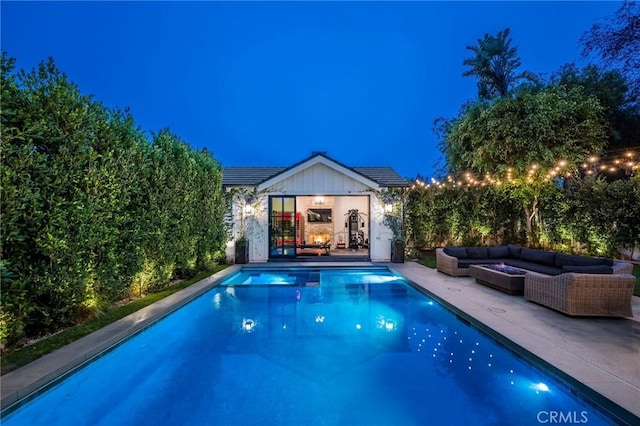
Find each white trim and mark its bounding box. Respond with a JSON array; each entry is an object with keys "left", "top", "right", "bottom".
[{"left": 257, "top": 156, "right": 380, "bottom": 192}]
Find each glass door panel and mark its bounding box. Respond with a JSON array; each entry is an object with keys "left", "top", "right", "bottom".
[{"left": 269, "top": 196, "right": 297, "bottom": 257}]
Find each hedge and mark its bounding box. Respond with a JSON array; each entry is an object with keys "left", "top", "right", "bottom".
[
  {"left": 1, "top": 54, "right": 226, "bottom": 347},
  {"left": 406, "top": 174, "right": 640, "bottom": 258}
]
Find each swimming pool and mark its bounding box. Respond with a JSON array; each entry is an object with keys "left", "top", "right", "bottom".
[{"left": 1, "top": 266, "right": 622, "bottom": 425}]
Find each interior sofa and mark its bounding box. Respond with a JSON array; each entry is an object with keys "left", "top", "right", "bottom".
[{"left": 436, "top": 245, "right": 635, "bottom": 317}]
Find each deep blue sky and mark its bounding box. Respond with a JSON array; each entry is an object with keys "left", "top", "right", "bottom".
[{"left": 1, "top": 1, "right": 621, "bottom": 178}]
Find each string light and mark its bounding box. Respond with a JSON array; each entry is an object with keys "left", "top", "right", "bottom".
[{"left": 413, "top": 150, "right": 639, "bottom": 189}]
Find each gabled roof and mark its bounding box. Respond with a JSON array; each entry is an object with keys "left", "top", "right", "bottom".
[
  {"left": 222, "top": 152, "right": 409, "bottom": 188},
  {"left": 222, "top": 167, "right": 284, "bottom": 186},
  {"left": 352, "top": 167, "right": 410, "bottom": 187}
]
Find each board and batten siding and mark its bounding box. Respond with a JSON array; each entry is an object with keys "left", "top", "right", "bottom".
[
  {"left": 228, "top": 160, "right": 395, "bottom": 262},
  {"left": 271, "top": 163, "right": 373, "bottom": 194}
]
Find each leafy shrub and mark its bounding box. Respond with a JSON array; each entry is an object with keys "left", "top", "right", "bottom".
[{"left": 1, "top": 54, "right": 226, "bottom": 347}]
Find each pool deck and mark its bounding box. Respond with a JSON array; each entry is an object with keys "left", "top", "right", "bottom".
[{"left": 1, "top": 261, "right": 639, "bottom": 423}]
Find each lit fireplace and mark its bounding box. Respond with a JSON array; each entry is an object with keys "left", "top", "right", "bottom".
[{"left": 309, "top": 233, "right": 330, "bottom": 245}]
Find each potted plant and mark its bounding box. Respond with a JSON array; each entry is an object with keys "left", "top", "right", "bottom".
[
  {"left": 235, "top": 235, "right": 249, "bottom": 264},
  {"left": 386, "top": 215, "right": 406, "bottom": 263},
  {"left": 381, "top": 189, "right": 406, "bottom": 263},
  {"left": 391, "top": 236, "right": 406, "bottom": 263}
]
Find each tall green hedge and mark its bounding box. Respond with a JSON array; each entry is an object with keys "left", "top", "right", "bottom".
[
  {"left": 407, "top": 174, "right": 640, "bottom": 258},
  {"left": 1, "top": 54, "right": 226, "bottom": 347}
]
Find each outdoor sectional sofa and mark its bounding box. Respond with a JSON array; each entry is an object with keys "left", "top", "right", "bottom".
[{"left": 436, "top": 245, "right": 636, "bottom": 317}]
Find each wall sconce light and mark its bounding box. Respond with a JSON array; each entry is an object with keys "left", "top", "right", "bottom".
[
  {"left": 244, "top": 204, "right": 254, "bottom": 215},
  {"left": 384, "top": 203, "right": 393, "bottom": 213},
  {"left": 314, "top": 196, "right": 325, "bottom": 205}
]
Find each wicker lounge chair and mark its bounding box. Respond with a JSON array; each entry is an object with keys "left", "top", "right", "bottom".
[{"left": 524, "top": 271, "right": 635, "bottom": 317}]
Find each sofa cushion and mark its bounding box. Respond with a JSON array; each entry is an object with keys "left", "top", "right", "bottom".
[
  {"left": 467, "top": 247, "right": 489, "bottom": 259},
  {"left": 520, "top": 248, "right": 556, "bottom": 266},
  {"left": 555, "top": 253, "right": 613, "bottom": 267},
  {"left": 505, "top": 259, "right": 562, "bottom": 276},
  {"left": 444, "top": 247, "right": 468, "bottom": 259},
  {"left": 488, "top": 246, "right": 510, "bottom": 259},
  {"left": 561, "top": 265, "right": 613, "bottom": 274},
  {"left": 507, "top": 244, "right": 522, "bottom": 259}
]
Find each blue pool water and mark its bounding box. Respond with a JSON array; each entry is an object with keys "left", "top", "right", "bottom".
[{"left": 2, "top": 267, "right": 621, "bottom": 425}]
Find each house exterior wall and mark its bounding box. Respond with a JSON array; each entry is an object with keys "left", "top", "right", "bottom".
[
  {"left": 225, "top": 194, "right": 270, "bottom": 263},
  {"left": 369, "top": 195, "right": 393, "bottom": 261},
  {"left": 246, "top": 197, "right": 269, "bottom": 262},
  {"left": 226, "top": 162, "right": 396, "bottom": 263},
  {"left": 236, "top": 198, "right": 392, "bottom": 262},
  {"left": 274, "top": 163, "right": 373, "bottom": 194}
]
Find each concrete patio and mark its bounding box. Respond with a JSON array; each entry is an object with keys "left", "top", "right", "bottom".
[{"left": 1, "top": 261, "right": 638, "bottom": 424}]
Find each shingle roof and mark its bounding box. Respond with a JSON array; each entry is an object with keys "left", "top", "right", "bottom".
[
  {"left": 222, "top": 154, "right": 409, "bottom": 188},
  {"left": 352, "top": 167, "right": 409, "bottom": 187},
  {"left": 222, "top": 167, "right": 285, "bottom": 186}
]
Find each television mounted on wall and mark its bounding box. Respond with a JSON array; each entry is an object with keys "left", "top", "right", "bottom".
[{"left": 307, "top": 208, "right": 332, "bottom": 223}]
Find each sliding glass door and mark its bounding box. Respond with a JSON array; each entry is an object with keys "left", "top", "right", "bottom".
[{"left": 269, "top": 196, "right": 297, "bottom": 258}]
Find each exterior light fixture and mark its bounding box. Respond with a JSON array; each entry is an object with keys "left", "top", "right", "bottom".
[
  {"left": 384, "top": 203, "right": 393, "bottom": 213},
  {"left": 244, "top": 204, "right": 254, "bottom": 215},
  {"left": 314, "top": 196, "right": 325, "bottom": 205}
]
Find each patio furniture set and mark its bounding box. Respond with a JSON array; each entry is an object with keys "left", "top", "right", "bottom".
[{"left": 436, "top": 245, "right": 636, "bottom": 317}]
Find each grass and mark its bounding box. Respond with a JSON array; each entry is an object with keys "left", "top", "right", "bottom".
[
  {"left": 633, "top": 264, "right": 640, "bottom": 296},
  {"left": 415, "top": 255, "right": 437, "bottom": 269},
  {"left": 415, "top": 254, "right": 640, "bottom": 297},
  {"left": 1, "top": 265, "right": 230, "bottom": 376}
]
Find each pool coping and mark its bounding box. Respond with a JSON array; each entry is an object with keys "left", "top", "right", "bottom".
[{"left": 1, "top": 261, "right": 638, "bottom": 423}]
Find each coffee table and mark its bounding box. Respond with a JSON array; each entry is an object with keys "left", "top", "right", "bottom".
[{"left": 469, "top": 264, "right": 527, "bottom": 295}]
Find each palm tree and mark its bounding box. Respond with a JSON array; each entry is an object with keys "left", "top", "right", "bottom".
[{"left": 463, "top": 28, "right": 539, "bottom": 99}]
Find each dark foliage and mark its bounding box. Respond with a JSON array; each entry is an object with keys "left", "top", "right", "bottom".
[{"left": 1, "top": 53, "right": 226, "bottom": 346}]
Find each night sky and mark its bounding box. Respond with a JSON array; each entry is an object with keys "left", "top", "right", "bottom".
[{"left": 1, "top": 1, "right": 621, "bottom": 178}]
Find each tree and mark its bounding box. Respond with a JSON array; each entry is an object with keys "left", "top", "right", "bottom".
[
  {"left": 580, "top": 1, "right": 640, "bottom": 105},
  {"left": 551, "top": 63, "right": 640, "bottom": 151},
  {"left": 439, "top": 85, "right": 608, "bottom": 175},
  {"left": 436, "top": 85, "right": 608, "bottom": 245},
  {"left": 463, "top": 28, "right": 539, "bottom": 99}
]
